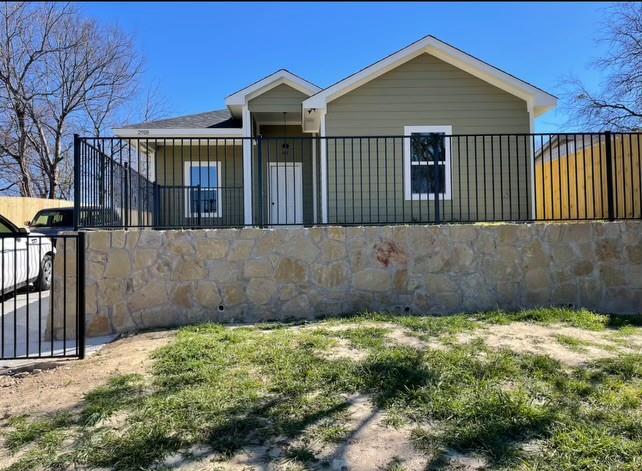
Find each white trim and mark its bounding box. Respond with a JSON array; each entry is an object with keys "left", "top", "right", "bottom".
[
  {"left": 528, "top": 106, "right": 536, "bottom": 220},
  {"left": 226, "top": 70, "right": 321, "bottom": 108},
  {"left": 302, "top": 36, "right": 557, "bottom": 122},
  {"left": 312, "top": 132, "right": 318, "bottom": 222},
  {"left": 268, "top": 161, "right": 303, "bottom": 226},
  {"left": 403, "top": 125, "right": 452, "bottom": 201},
  {"left": 113, "top": 128, "right": 243, "bottom": 138},
  {"left": 319, "top": 113, "right": 328, "bottom": 223},
  {"left": 254, "top": 120, "right": 302, "bottom": 127},
  {"left": 184, "top": 160, "right": 222, "bottom": 218},
  {"left": 242, "top": 106, "right": 253, "bottom": 225}
]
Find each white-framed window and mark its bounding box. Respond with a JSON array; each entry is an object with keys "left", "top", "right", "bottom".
[
  {"left": 184, "top": 161, "right": 222, "bottom": 218},
  {"left": 404, "top": 125, "right": 452, "bottom": 200}
]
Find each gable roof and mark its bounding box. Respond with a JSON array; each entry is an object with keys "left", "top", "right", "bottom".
[
  {"left": 225, "top": 69, "right": 321, "bottom": 115},
  {"left": 120, "top": 109, "right": 240, "bottom": 129},
  {"left": 302, "top": 35, "right": 557, "bottom": 117}
]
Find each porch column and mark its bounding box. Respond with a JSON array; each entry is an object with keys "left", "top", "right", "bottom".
[
  {"left": 242, "top": 105, "right": 253, "bottom": 225},
  {"left": 527, "top": 103, "right": 536, "bottom": 220},
  {"left": 320, "top": 112, "right": 328, "bottom": 224}
]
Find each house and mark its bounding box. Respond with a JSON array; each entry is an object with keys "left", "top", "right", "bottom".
[{"left": 101, "top": 34, "right": 558, "bottom": 229}]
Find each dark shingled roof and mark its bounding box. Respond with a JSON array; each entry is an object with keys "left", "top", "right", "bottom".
[{"left": 121, "top": 109, "right": 241, "bottom": 129}]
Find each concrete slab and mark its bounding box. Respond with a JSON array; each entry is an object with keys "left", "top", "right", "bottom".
[{"left": 0, "top": 289, "right": 116, "bottom": 369}]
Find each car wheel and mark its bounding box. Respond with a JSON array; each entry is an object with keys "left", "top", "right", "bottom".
[{"left": 35, "top": 253, "right": 53, "bottom": 291}]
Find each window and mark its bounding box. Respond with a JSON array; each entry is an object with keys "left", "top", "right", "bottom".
[
  {"left": 184, "top": 161, "right": 222, "bottom": 218},
  {"left": 404, "top": 125, "right": 452, "bottom": 200},
  {"left": 31, "top": 210, "right": 73, "bottom": 227}
]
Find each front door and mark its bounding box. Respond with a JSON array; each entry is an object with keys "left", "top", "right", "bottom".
[{"left": 269, "top": 162, "right": 303, "bottom": 225}]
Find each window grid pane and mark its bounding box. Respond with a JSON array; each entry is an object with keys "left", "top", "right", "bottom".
[{"left": 187, "top": 163, "right": 219, "bottom": 216}]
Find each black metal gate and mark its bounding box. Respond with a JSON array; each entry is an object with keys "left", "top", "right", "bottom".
[{"left": 0, "top": 231, "right": 85, "bottom": 361}]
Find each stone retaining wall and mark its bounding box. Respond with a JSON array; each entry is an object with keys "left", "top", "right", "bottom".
[{"left": 53, "top": 222, "right": 642, "bottom": 338}]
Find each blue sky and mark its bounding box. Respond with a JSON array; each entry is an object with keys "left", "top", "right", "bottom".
[{"left": 78, "top": 2, "right": 612, "bottom": 132}]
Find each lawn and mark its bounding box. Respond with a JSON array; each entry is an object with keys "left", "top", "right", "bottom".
[{"left": 1, "top": 308, "right": 642, "bottom": 470}]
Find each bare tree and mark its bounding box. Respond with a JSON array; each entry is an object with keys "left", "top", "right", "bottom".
[
  {"left": 27, "top": 11, "right": 143, "bottom": 198},
  {"left": 563, "top": 2, "right": 642, "bottom": 131},
  {"left": 0, "top": 2, "right": 146, "bottom": 198},
  {"left": 0, "top": 2, "right": 70, "bottom": 196}
]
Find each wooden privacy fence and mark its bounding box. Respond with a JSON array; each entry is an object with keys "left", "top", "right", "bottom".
[
  {"left": 0, "top": 197, "right": 73, "bottom": 227},
  {"left": 534, "top": 133, "right": 642, "bottom": 220}
]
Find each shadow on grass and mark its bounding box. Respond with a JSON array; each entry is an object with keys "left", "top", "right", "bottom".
[{"left": 3, "top": 320, "right": 642, "bottom": 471}]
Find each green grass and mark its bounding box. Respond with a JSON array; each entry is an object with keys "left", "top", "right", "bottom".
[
  {"left": 2, "top": 308, "right": 641, "bottom": 471},
  {"left": 555, "top": 334, "right": 592, "bottom": 351}
]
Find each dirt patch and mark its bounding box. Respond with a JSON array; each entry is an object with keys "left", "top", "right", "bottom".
[
  {"left": 312, "top": 395, "right": 428, "bottom": 471},
  {"left": 308, "top": 322, "right": 431, "bottom": 352},
  {"left": 322, "top": 337, "right": 368, "bottom": 362},
  {"left": 456, "top": 323, "right": 642, "bottom": 367},
  {"left": 384, "top": 329, "right": 429, "bottom": 350},
  {"left": 0, "top": 330, "right": 175, "bottom": 420}
]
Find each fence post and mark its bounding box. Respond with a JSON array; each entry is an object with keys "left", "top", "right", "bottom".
[
  {"left": 434, "top": 133, "right": 441, "bottom": 224},
  {"left": 123, "top": 162, "right": 130, "bottom": 228},
  {"left": 604, "top": 131, "right": 615, "bottom": 220},
  {"left": 256, "top": 135, "right": 264, "bottom": 227},
  {"left": 73, "top": 134, "right": 80, "bottom": 230},
  {"left": 197, "top": 185, "right": 202, "bottom": 226},
  {"left": 77, "top": 231, "right": 86, "bottom": 359}
]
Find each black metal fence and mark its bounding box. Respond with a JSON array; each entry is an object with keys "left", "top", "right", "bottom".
[
  {"left": 75, "top": 132, "right": 642, "bottom": 229},
  {"left": 0, "top": 232, "right": 85, "bottom": 360}
]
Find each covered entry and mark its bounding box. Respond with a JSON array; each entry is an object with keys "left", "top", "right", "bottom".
[{"left": 269, "top": 162, "right": 303, "bottom": 225}]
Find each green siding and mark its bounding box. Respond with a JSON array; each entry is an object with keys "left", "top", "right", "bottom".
[
  {"left": 325, "top": 53, "right": 532, "bottom": 223},
  {"left": 248, "top": 83, "right": 308, "bottom": 113},
  {"left": 254, "top": 125, "right": 315, "bottom": 225},
  {"left": 155, "top": 143, "right": 244, "bottom": 226}
]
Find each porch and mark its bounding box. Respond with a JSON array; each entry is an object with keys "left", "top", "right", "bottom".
[{"left": 73, "top": 132, "right": 642, "bottom": 229}]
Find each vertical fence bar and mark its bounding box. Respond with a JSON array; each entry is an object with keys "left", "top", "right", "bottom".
[
  {"left": 77, "top": 232, "right": 86, "bottom": 359},
  {"left": 256, "top": 135, "right": 263, "bottom": 227},
  {"left": 604, "top": 131, "right": 615, "bottom": 220},
  {"left": 434, "top": 134, "right": 441, "bottom": 224},
  {"left": 73, "top": 134, "right": 80, "bottom": 229}
]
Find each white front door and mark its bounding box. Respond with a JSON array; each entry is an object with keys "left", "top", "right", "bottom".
[{"left": 269, "top": 162, "right": 303, "bottom": 225}]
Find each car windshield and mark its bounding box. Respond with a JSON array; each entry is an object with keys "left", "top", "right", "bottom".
[{"left": 31, "top": 210, "right": 73, "bottom": 227}]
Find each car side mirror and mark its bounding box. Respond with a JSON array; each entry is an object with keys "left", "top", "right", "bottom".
[{"left": 18, "top": 227, "right": 29, "bottom": 234}]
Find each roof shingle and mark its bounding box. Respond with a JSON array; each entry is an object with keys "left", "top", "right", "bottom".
[{"left": 121, "top": 109, "right": 241, "bottom": 129}]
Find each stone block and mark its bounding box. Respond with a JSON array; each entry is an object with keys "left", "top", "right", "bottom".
[
  {"left": 194, "top": 282, "right": 221, "bottom": 310},
  {"left": 127, "top": 282, "right": 168, "bottom": 312},
  {"left": 425, "top": 273, "right": 458, "bottom": 295},
  {"left": 222, "top": 284, "right": 246, "bottom": 305},
  {"left": 312, "top": 262, "right": 350, "bottom": 289},
  {"left": 318, "top": 239, "right": 347, "bottom": 263},
  {"left": 172, "top": 258, "right": 207, "bottom": 281},
  {"left": 352, "top": 269, "right": 392, "bottom": 291},
  {"left": 228, "top": 240, "right": 255, "bottom": 261},
  {"left": 87, "top": 313, "right": 111, "bottom": 337},
  {"left": 246, "top": 278, "right": 277, "bottom": 305},
  {"left": 134, "top": 249, "right": 157, "bottom": 270},
  {"left": 196, "top": 239, "right": 228, "bottom": 260},
  {"left": 88, "top": 231, "right": 111, "bottom": 251},
  {"left": 137, "top": 230, "right": 163, "bottom": 248},
  {"left": 243, "top": 259, "right": 273, "bottom": 278},
  {"left": 275, "top": 257, "right": 307, "bottom": 283},
  {"left": 171, "top": 284, "right": 193, "bottom": 309},
  {"left": 111, "top": 231, "right": 126, "bottom": 249}
]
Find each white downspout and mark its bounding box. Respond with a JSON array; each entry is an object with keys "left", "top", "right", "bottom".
[
  {"left": 319, "top": 112, "right": 328, "bottom": 224},
  {"left": 312, "top": 132, "right": 318, "bottom": 223},
  {"left": 242, "top": 105, "right": 253, "bottom": 225}
]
